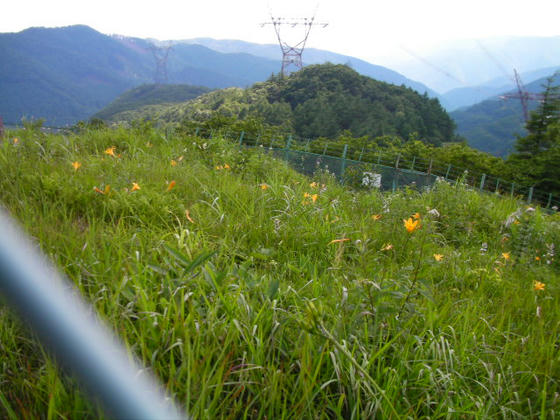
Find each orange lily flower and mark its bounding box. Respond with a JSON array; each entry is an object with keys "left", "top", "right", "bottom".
[{"left": 403, "top": 217, "right": 420, "bottom": 233}]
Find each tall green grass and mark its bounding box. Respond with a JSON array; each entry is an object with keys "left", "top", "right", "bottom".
[{"left": 0, "top": 126, "right": 559, "bottom": 418}]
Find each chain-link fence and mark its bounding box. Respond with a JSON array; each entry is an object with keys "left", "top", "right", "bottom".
[{"left": 184, "top": 127, "right": 559, "bottom": 210}]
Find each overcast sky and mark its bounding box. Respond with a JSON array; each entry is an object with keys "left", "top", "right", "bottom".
[{"left": 4, "top": 0, "right": 560, "bottom": 66}]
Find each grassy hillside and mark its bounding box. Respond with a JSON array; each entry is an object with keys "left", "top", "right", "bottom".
[
  {"left": 106, "top": 64, "right": 455, "bottom": 146},
  {"left": 92, "top": 84, "right": 211, "bottom": 122},
  {"left": 0, "top": 125, "right": 559, "bottom": 418}
]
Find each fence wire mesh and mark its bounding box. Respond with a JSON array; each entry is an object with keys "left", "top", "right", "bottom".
[{"left": 178, "top": 127, "right": 559, "bottom": 210}]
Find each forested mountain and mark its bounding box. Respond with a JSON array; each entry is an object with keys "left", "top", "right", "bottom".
[
  {"left": 103, "top": 64, "right": 455, "bottom": 146},
  {"left": 0, "top": 25, "right": 280, "bottom": 125},
  {"left": 0, "top": 25, "right": 434, "bottom": 126},
  {"left": 0, "top": 26, "right": 145, "bottom": 125},
  {"left": 92, "top": 84, "right": 211, "bottom": 121},
  {"left": 451, "top": 72, "right": 560, "bottom": 156}
]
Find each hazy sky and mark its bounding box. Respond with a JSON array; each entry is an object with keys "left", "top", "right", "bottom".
[{"left": 4, "top": 0, "right": 560, "bottom": 65}]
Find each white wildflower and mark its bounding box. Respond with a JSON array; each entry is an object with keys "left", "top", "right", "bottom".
[{"left": 427, "top": 208, "right": 440, "bottom": 218}]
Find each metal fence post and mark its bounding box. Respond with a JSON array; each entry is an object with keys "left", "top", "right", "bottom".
[
  {"left": 238, "top": 131, "right": 245, "bottom": 146},
  {"left": 527, "top": 186, "right": 534, "bottom": 204},
  {"left": 495, "top": 178, "right": 500, "bottom": 193},
  {"left": 479, "top": 174, "right": 486, "bottom": 191},
  {"left": 445, "top": 164, "right": 452, "bottom": 180},
  {"left": 195, "top": 127, "right": 200, "bottom": 137},
  {"left": 427, "top": 158, "right": 433, "bottom": 175},
  {"left": 284, "top": 135, "right": 292, "bottom": 161},
  {"left": 340, "top": 144, "right": 348, "bottom": 181},
  {"left": 410, "top": 156, "right": 416, "bottom": 171},
  {"left": 511, "top": 182, "right": 515, "bottom": 198},
  {"left": 547, "top": 193, "right": 553, "bottom": 208}
]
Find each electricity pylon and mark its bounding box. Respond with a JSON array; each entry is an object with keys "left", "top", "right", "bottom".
[
  {"left": 499, "top": 69, "right": 540, "bottom": 123},
  {"left": 149, "top": 44, "right": 172, "bottom": 85},
  {"left": 261, "top": 16, "right": 328, "bottom": 76}
]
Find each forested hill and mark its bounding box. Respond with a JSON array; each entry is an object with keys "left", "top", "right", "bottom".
[{"left": 105, "top": 64, "right": 455, "bottom": 146}]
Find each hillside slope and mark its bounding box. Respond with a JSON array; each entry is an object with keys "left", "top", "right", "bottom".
[
  {"left": 1, "top": 124, "right": 559, "bottom": 418},
  {"left": 92, "top": 84, "right": 211, "bottom": 121},
  {"left": 103, "top": 64, "right": 455, "bottom": 145},
  {"left": 0, "top": 25, "right": 146, "bottom": 125}
]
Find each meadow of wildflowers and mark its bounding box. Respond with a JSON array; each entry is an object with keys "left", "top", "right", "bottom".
[{"left": 0, "top": 125, "right": 559, "bottom": 418}]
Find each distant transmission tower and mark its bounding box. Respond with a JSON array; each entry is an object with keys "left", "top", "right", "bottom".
[
  {"left": 149, "top": 44, "right": 172, "bottom": 85},
  {"left": 261, "top": 16, "right": 328, "bottom": 76},
  {"left": 500, "top": 69, "right": 544, "bottom": 123}
]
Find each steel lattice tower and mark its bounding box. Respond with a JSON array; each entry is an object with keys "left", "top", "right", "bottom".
[
  {"left": 262, "top": 16, "right": 327, "bottom": 76},
  {"left": 500, "top": 69, "right": 552, "bottom": 123},
  {"left": 149, "top": 44, "right": 172, "bottom": 85}
]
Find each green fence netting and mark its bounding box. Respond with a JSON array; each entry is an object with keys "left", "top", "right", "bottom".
[{"left": 179, "top": 127, "right": 558, "bottom": 210}]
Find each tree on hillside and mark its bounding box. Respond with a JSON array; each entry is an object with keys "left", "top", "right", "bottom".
[
  {"left": 508, "top": 74, "right": 560, "bottom": 192},
  {"left": 514, "top": 74, "right": 560, "bottom": 156}
]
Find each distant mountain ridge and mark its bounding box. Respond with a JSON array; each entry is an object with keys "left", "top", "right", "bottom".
[
  {"left": 179, "top": 38, "right": 438, "bottom": 97},
  {"left": 451, "top": 72, "right": 560, "bottom": 157},
  {"left": 0, "top": 25, "right": 435, "bottom": 126},
  {"left": 391, "top": 36, "right": 560, "bottom": 94},
  {"left": 440, "top": 66, "right": 560, "bottom": 111}
]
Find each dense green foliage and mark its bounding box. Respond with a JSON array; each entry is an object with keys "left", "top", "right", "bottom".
[
  {"left": 92, "top": 84, "right": 211, "bottom": 122},
  {"left": 1, "top": 125, "right": 559, "bottom": 418},
  {"left": 179, "top": 114, "right": 512, "bottom": 189},
  {"left": 118, "top": 64, "right": 456, "bottom": 146}
]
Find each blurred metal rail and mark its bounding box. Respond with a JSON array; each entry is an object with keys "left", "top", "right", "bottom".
[{"left": 0, "top": 209, "right": 187, "bottom": 419}]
